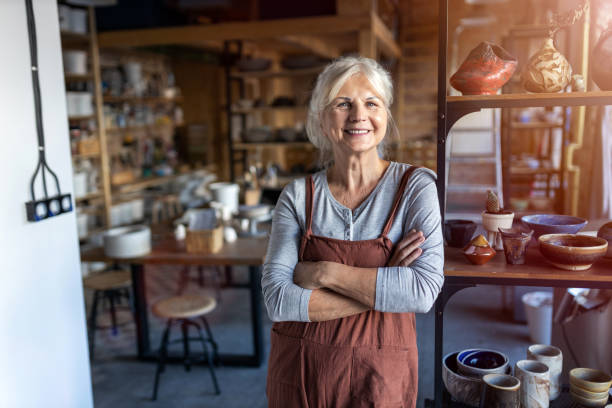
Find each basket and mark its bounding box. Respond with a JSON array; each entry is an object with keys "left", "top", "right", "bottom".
[
  {"left": 77, "top": 138, "right": 100, "bottom": 155},
  {"left": 185, "top": 225, "right": 223, "bottom": 254}
]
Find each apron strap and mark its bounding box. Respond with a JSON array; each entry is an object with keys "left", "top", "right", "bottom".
[
  {"left": 304, "top": 175, "right": 314, "bottom": 236},
  {"left": 381, "top": 166, "right": 421, "bottom": 238}
]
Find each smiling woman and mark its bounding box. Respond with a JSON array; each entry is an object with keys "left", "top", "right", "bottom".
[{"left": 262, "top": 56, "right": 444, "bottom": 408}]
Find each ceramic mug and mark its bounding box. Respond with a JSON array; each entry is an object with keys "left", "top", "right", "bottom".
[
  {"left": 480, "top": 373, "right": 520, "bottom": 408},
  {"left": 515, "top": 359, "right": 550, "bottom": 408},
  {"left": 527, "top": 344, "right": 563, "bottom": 400}
]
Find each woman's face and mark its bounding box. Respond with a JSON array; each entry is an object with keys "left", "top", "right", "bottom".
[{"left": 322, "top": 73, "right": 388, "bottom": 158}]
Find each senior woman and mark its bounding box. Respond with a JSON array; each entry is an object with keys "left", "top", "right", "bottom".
[{"left": 261, "top": 56, "right": 444, "bottom": 407}]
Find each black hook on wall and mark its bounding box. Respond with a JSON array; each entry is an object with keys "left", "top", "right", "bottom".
[{"left": 23, "top": 0, "right": 73, "bottom": 222}]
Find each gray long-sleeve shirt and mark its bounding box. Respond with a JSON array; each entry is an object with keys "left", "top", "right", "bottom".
[{"left": 261, "top": 162, "right": 444, "bottom": 322}]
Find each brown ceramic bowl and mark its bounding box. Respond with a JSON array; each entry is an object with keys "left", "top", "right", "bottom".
[
  {"left": 538, "top": 234, "right": 608, "bottom": 271},
  {"left": 463, "top": 245, "right": 496, "bottom": 265},
  {"left": 442, "top": 352, "right": 482, "bottom": 407},
  {"left": 597, "top": 221, "right": 612, "bottom": 259},
  {"left": 570, "top": 368, "right": 612, "bottom": 393}
]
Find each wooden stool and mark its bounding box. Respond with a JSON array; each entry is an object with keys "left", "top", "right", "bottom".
[
  {"left": 83, "top": 269, "right": 133, "bottom": 359},
  {"left": 151, "top": 294, "right": 220, "bottom": 400},
  {"left": 176, "top": 265, "right": 223, "bottom": 301}
]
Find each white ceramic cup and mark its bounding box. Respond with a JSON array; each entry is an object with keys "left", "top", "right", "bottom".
[
  {"left": 63, "top": 51, "right": 87, "bottom": 75},
  {"left": 515, "top": 359, "right": 550, "bottom": 408},
  {"left": 527, "top": 344, "right": 563, "bottom": 400},
  {"left": 209, "top": 183, "right": 240, "bottom": 214}
]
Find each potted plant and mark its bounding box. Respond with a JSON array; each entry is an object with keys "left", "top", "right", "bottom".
[{"left": 482, "top": 190, "right": 514, "bottom": 250}]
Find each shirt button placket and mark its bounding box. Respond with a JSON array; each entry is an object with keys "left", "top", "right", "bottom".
[{"left": 345, "top": 209, "right": 351, "bottom": 240}]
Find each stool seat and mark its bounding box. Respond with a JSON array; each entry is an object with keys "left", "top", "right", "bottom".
[
  {"left": 153, "top": 295, "right": 216, "bottom": 319},
  {"left": 83, "top": 270, "right": 131, "bottom": 291}
]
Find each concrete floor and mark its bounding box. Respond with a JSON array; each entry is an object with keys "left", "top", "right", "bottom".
[{"left": 89, "top": 266, "right": 533, "bottom": 408}]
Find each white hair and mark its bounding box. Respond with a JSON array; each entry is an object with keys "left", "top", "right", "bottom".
[{"left": 306, "top": 56, "right": 398, "bottom": 168}]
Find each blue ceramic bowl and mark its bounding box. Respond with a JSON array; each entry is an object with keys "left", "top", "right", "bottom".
[
  {"left": 521, "top": 214, "right": 588, "bottom": 238},
  {"left": 456, "top": 349, "right": 509, "bottom": 378}
]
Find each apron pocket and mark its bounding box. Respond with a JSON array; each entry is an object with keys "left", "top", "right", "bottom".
[
  {"left": 350, "top": 347, "right": 416, "bottom": 406},
  {"left": 267, "top": 329, "right": 303, "bottom": 385}
]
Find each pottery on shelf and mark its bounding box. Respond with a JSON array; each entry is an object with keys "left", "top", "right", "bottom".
[
  {"left": 592, "top": 28, "right": 612, "bottom": 91},
  {"left": 521, "top": 214, "right": 588, "bottom": 239},
  {"left": 457, "top": 349, "right": 510, "bottom": 378},
  {"left": 443, "top": 352, "right": 482, "bottom": 407},
  {"left": 463, "top": 235, "right": 496, "bottom": 265},
  {"left": 450, "top": 42, "right": 517, "bottom": 95},
  {"left": 480, "top": 374, "right": 521, "bottom": 408},
  {"left": 444, "top": 219, "right": 477, "bottom": 248},
  {"left": 538, "top": 234, "right": 608, "bottom": 271},
  {"left": 597, "top": 221, "right": 612, "bottom": 259},
  {"left": 499, "top": 227, "right": 533, "bottom": 265},
  {"left": 482, "top": 210, "right": 515, "bottom": 250},
  {"left": 521, "top": 38, "right": 572, "bottom": 93}
]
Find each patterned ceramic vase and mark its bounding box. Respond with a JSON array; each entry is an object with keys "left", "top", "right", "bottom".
[
  {"left": 521, "top": 38, "right": 572, "bottom": 93},
  {"left": 450, "top": 42, "right": 518, "bottom": 95},
  {"left": 592, "top": 28, "right": 612, "bottom": 91}
]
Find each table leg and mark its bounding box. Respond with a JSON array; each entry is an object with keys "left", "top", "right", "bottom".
[
  {"left": 249, "top": 265, "right": 264, "bottom": 366},
  {"left": 131, "top": 263, "right": 150, "bottom": 358},
  {"left": 434, "top": 291, "right": 445, "bottom": 408}
]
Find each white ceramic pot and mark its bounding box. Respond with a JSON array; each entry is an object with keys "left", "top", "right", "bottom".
[
  {"left": 515, "top": 360, "right": 550, "bottom": 408},
  {"left": 482, "top": 211, "right": 515, "bottom": 250},
  {"left": 527, "top": 344, "right": 563, "bottom": 400},
  {"left": 69, "top": 8, "right": 88, "bottom": 34},
  {"left": 103, "top": 225, "right": 151, "bottom": 259},
  {"left": 63, "top": 51, "right": 87, "bottom": 75},
  {"left": 76, "top": 212, "right": 88, "bottom": 239},
  {"left": 73, "top": 172, "right": 88, "bottom": 198},
  {"left": 58, "top": 5, "right": 72, "bottom": 32},
  {"left": 209, "top": 182, "right": 240, "bottom": 214}
]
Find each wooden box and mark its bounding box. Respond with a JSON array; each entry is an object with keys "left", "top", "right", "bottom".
[{"left": 185, "top": 225, "right": 223, "bottom": 254}]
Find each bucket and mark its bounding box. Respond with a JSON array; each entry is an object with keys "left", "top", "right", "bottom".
[
  {"left": 209, "top": 182, "right": 240, "bottom": 214},
  {"left": 522, "top": 291, "right": 553, "bottom": 344}
]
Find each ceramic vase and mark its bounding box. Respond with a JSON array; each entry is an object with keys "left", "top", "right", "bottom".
[
  {"left": 515, "top": 360, "right": 550, "bottom": 408},
  {"left": 499, "top": 228, "right": 533, "bottom": 264},
  {"left": 479, "top": 374, "right": 520, "bottom": 408},
  {"left": 450, "top": 42, "right": 518, "bottom": 95},
  {"left": 482, "top": 211, "right": 515, "bottom": 250},
  {"left": 597, "top": 221, "right": 612, "bottom": 259},
  {"left": 521, "top": 38, "right": 572, "bottom": 93},
  {"left": 592, "top": 28, "right": 612, "bottom": 91},
  {"left": 527, "top": 344, "right": 563, "bottom": 400}
]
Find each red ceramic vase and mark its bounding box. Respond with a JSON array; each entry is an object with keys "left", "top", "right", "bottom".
[
  {"left": 592, "top": 28, "right": 612, "bottom": 91},
  {"left": 450, "top": 42, "right": 518, "bottom": 95}
]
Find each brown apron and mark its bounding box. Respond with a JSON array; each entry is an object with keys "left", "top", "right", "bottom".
[{"left": 266, "top": 166, "right": 420, "bottom": 408}]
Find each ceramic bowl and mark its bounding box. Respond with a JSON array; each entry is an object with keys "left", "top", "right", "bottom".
[
  {"left": 236, "top": 58, "right": 271, "bottom": 72},
  {"left": 539, "top": 234, "right": 608, "bottom": 271},
  {"left": 597, "top": 221, "right": 612, "bottom": 259},
  {"left": 570, "top": 384, "right": 610, "bottom": 400},
  {"left": 482, "top": 211, "right": 514, "bottom": 232},
  {"left": 444, "top": 220, "right": 477, "bottom": 248},
  {"left": 457, "top": 349, "right": 509, "bottom": 378},
  {"left": 570, "top": 368, "right": 612, "bottom": 393},
  {"left": 442, "top": 352, "right": 482, "bottom": 407},
  {"left": 570, "top": 391, "right": 609, "bottom": 407},
  {"left": 463, "top": 245, "right": 496, "bottom": 265},
  {"left": 521, "top": 214, "right": 588, "bottom": 238}
]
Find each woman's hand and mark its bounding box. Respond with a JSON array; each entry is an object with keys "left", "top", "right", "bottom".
[
  {"left": 388, "top": 229, "right": 425, "bottom": 267},
  {"left": 293, "top": 261, "right": 328, "bottom": 290}
]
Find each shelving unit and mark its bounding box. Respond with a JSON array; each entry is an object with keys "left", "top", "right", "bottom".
[
  {"left": 97, "top": 2, "right": 401, "bottom": 182},
  {"left": 60, "top": 4, "right": 111, "bottom": 239},
  {"left": 431, "top": 0, "right": 612, "bottom": 407}
]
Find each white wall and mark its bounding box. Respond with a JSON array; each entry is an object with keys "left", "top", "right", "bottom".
[{"left": 0, "top": 1, "right": 93, "bottom": 407}]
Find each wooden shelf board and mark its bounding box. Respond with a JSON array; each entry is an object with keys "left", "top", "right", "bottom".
[
  {"left": 60, "top": 31, "right": 90, "bottom": 46},
  {"left": 65, "top": 73, "right": 94, "bottom": 82},
  {"left": 230, "top": 67, "right": 322, "bottom": 79},
  {"left": 75, "top": 192, "right": 103, "bottom": 203},
  {"left": 447, "top": 91, "right": 612, "bottom": 110},
  {"left": 510, "top": 167, "right": 561, "bottom": 176},
  {"left": 68, "top": 115, "right": 95, "bottom": 121},
  {"left": 106, "top": 123, "right": 176, "bottom": 132},
  {"left": 233, "top": 142, "right": 314, "bottom": 150},
  {"left": 231, "top": 106, "right": 307, "bottom": 114},
  {"left": 103, "top": 96, "right": 183, "bottom": 104},
  {"left": 445, "top": 246, "right": 612, "bottom": 284},
  {"left": 72, "top": 152, "right": 100, "bottom": 160},
  {"left": 509, "top": 121, "right": 564, "bottom": 129}
]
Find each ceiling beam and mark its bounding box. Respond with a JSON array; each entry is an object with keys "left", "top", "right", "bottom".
[
  {"left": 98, "top": 15, "right": 370, "bottom": 48},
  {"left": 371, "top": 13, "right": 401, "bottom": 58},
  {"left": 280, "top": 35, "right": 342, "bottom": 59}
]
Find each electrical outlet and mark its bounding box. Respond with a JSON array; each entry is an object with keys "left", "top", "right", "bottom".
[{"left": 25, "top": 193, "right": 72, "bottom": 222}]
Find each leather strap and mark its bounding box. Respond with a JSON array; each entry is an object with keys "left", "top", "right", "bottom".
[{"left": 381, "top": 166, "right": 421, "bottom": 237}]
